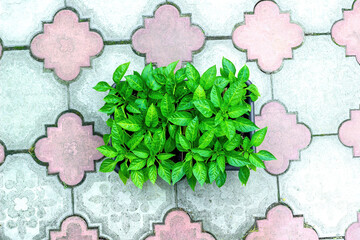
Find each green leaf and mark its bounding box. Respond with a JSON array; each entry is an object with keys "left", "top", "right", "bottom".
[
  {"left": 99, "top": 103, "right": 116, "bottom": 114},
  {"left": 193, "top": 85, "right": 206, "bottom": 101},
  {"left": 200, "top": 65, "right": 216, "bottom": 90},
  {"left": 193, "top": 100, "right": 213, "bottom": 118},
  {"left": 246, "top": 84, "right": 260, "bottom": 97},
  {"left": 154, "top": 73, "right": 166, "bottom": 85},
  {"left": 222, "top": 57, "right": 236, "bottom": 77},
  {"left": 228, "top": 104, "right": 249, "bottom": 118},
  {"left": 119, "top": 162, "right": 129, "bottom": 185},
  {"left": 165, "top": 138, "right": 176, "bottom": 153},
  {"left": 118, "top": 117, "right": 142, "bottom": 132},
  {"left": 217, "top": 155, "right": 226, "bottom": 172},
  {"left": 198, "top": 129, "right": 215, "bottom": 149},
  {"left": 175, "top": 67, "right": 186, "bottom": 83},
  {"left": 152, "top": 129, "right": 165, "bottom": 154},
  {"left": 172, "top": 162, "right": 185, "bottom": 184},
  {"left": 125, "top": 75, "right": 144, "bottom": 91},
  {"left": 168, "top": 112, "right": 193, "bottom": 126},
  {"left": 126, "top": 101, "right": 141, "bottom": 114},
  {"left": 250, "top": 127, "right": 268, "bottom": 147},
  {"left": 215, "top": 76, "right": 229, "bottom": 88},
  {"left": 223, "top": 81, "right": 244, "bottom": 106},
  {"left": 149, "top": 90, "right": 163, "bottom": 99},
  {"left": 256, "top": 150, "right": 276, "bottom": 161},
  {"left": 210, "top": 86, "right": 222, "bottom": 108},
  {"left": 128, "top": 159, "right": 147, "bottom": 170},
  {"left": 249, "top": 153, "right": 265, "bottom": 168},
  {"left": 238, "top": 166, "right": 250, "bottom": 185},
  {"left": 145, "top": 73, "right": 162, "bottom": 91},
  {"left": 187, "top": 175, "right": 197, "bottom": 191},
  {"left": 104, "top": 95, "right": 122, "bottom": 104},
  {"left": 193, "top": 162, "right": 207, "bottom": 186},
  {"left": 186, "top": 63, "right": 200, "bottom": 83},
  {"left": 166, "top": 60, "right": 179, "bottom": 76},
  {"left": 93, "top": 81, "right": 112, "bottom": 92},
  {"left": 166, "top": 77, "right": 176, "bottom": 95},
  {"left": 132, "top": 149, "right": 149, "bottom": 159},
  {"left": 148, "top": 165, "right": 157, "bottom": 184},
  {"left": 234, "top": 117, "right": 259, "bottom": 132},
  {"left": 177, "top": 95, "right": 193, "bottom": 111},
  {"left": 242, "top": 137, "right": 251, "bottom": 150},
  {"left": 168, "top": 124, "right": 178, "bottom": 139},
  {"left": 186, "top": 116, "right": 199, "bottom": 142},
  {"left": 145, "top": 104, "right": 159, "bottom": 128},
  {"left": 126, "top": 133, "right": 144, "bottom": 150},
  {"left": 214, "top": 112, "right": 223, "bottom": 127},
  {"left": 158, "top": 164, "right": 172, "bottom": 185},
  {"left": 113, "top": 62, "right": 130, "bottom": 84},
  {"left": 238, "top": 65, "right": 249, "bottom": 82},
  {"left": 111, "top": 122, "right": 124, "bottom": 150},
  {"left": 227, "top": 152, "right": 248, "bottom": 167},
  {"left": 131, "top": 170, "right": 144, "bottom": 189},
  {"left": 160, "top": 94, "right": 175, "bottom": 118},
  {"left": 215, "top": 171, "right": 227, "bottom": 188},
  {"left": 161, "top": 159, "right": 175, "bottom": 170},
  {"left": 103, "top": 134, "right": 110, "bottom": 145},
  {"left": 208, "top": 162, "right": 221, "bottom": 183},
  {"left": 224, "top": 134, "right": 242, "bottom": 151},
  {"left": 186, "top": 79, "right": 199, "bottom": 93},
  {"left": 178, "top": 133, "right": 191, "bottom": 150},
  {"left": 99, "top": 159, "right": 118, "bottom": 172},
  {"left": 97, "top": 146, "right": 118, "bottom": 158},
  {"left": 114, "top": 107, "right": 126, "bottom": 122},
  {"left": 191, "top": 148, "right": 212, "bottom": 158},
  {"left": 221, "top": 120, "right": 236, "bottom": 140},
  {"left": 157, "top": 153, "right": 175, "bottom": 161}
]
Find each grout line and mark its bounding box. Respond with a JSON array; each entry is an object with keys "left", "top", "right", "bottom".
[
  {"left": 3, "top": 46, "right": 30, "bottom": 51},
  {"left": 319, "top": 237, "right": 344, "bottom": 240},
  {"left": 174, "top": 183, "right": 178, "bottom": 207},
  {"left": 71, "top": 188, "right": 75, "bottom": 214},
  {"left": 304, "top": 32, "right": 331, "bottom": 36},
  {"left": 276, "top": 175, "right": 281, "bottom": 202},
  {"left": 67, "top": 84, "right": 71, "bottom": 110},
  {"left": 7, "top": 149, "right": 29, "bottom": 155},
  {"left": 312, "top": 133, "right": 338, "bottom": 137},
  {"left": 103, "top": 40, "right": 131, "bottom": 45},
  {"left": 270, "top": 74, "right": 275, "bottom": 100},
  {"left": 205, "top": 36, "right": 232, "bottom": 40}
]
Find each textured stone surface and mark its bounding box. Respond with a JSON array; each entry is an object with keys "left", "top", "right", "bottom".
[
  {"left": 255, "top": 101, "right": 311, "bottom": 175},
  {"left": 191, "top": 39, "right": 272, "bottom": 115},
  {"left": 0, "top": 0, "right": 64, "bottom": 46},
  {"left": 332, "top": 0, "right": 360, "bottom": 65},
  {"left": 34, "top": 112, "right": 104, "bottom": 186},
  {"left": 246, "top": 205, "right": 319, "bottom": 240},
  {"left": 177, "top": 170, "right": 277, "bottom": 240},
  {"left": 145, "top": 209, "right": 215, "bottom": 240},
  {"left": 346, "top": 213, "right": 360, "bottom": 240},
  {"left": 233, "top": 1, "right": 304, "bottom": 73},
  {"left": 66, "top": 0, "right": 163, "bottom": 41},
  {"left": 74, "top": 161, "right": 176, "bottom": 240},
  {"left": 276, "top": 0, "right": 354, "bottom": 33},
  {"left": 0, "top": 51, "right": 68, "bottom": 149},
  {"left": 50, "top": 216, "right": 99, "bottom": 240},
  {"left": 280, "top": 136, "right": 360, "bottom": 237},
  {"left": 0, "top": 154, "right": 72, "bottom": 240},
  {"left": 31, "top": 9, "right": 104, "bottom": 81},
  {"left": 170, "top": 0, "right": 259, "bottom": 36},
  {"left": 273, "top": 36, "right": 360, "bottom": 134},
  {"left": 132, "top": 4, "right": 205, "bottom": 69},
  {"left": 69, "top": 45, "right": 144, "bottom": 135},
  {"left": 339, "top": 109, "right": 360, "bottom": 157}
]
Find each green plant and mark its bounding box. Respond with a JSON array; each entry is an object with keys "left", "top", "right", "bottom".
[{"left": 94, "top": 58, "right": 276, "bottom": 190}]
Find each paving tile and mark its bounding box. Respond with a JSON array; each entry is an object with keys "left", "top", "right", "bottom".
[
  {"left": 30, "top": 9, "right": 104, "bottom": 81},
  {"left": 245, "top": 204, "right": 319, "bottom": 240},
  {"left": 170, "top": 0, "right": 259, "bottom": 36},
  {"left": 332, "top": 0, "right": 360, "bottom": 65},
  {"left": 0, "top": 51, "right": 68, "bottom": 149},
  {"left": 255, "top": 101, "right": 311, "bottom": 175},
  {"left": 279, "top": 136, "right": 360, "bottom": 237},
  {"left": 132, "top": 4, "right": 205, "bottom": 69},
  {"left": 232, "top": 1, "right": 304, "bottom": 73},
  {"left": 69, "top": 45, "right": 144, "bottom": 135},
  {"left": 276, "top": 0, "right": 354, "bottom": 33},
  {"left": 34, "top": 112, "right": 104, "bottom": 186},
  {"left": 346, "top": 212, "right": 360, "bottom": 240},
  {"left": 145, "top": 209, "right": 215, "bottom": 240},
  {"left": 0, "top": 153, "right": 72, "bottom": 240},
  {"left": 66, "top": 0, "right": 163, "bottom": 41},
  {"left": 74, "top": 161, "right": 176, "bottom": 240},
  {"left": 177, "top": 170, "right": 277, "bottom": 240},
  {"left": 0, "top": 0, "right": 64, "bottom": 46},
  {"left": 192, "top": 39, "right": 272, "bottom": 115},
  {"left": 339, "top": 109, "right": 360, "bottom": 157},
  {"left": 272, "top": 35, "right": 360, "bottom": 135}
]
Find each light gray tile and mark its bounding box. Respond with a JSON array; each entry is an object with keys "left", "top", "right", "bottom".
[
  {"left": 0, "top": 51, "right": 68, "bottom": 149},
  {"left": 0, "top": 154, "right": 72, "bottom": 240},
  {"left": 273, "top": 35, "right": 360, "bottom": 134},
  {"left": 280, "top": 136, "right": 360, "bottom": 237},
  {"left": 177, "top": 170, "right": 277, "bottom": 240}
]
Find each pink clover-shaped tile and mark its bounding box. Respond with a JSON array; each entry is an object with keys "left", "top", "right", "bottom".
[
  {"left": 332, "top": 1, "right": 360, "bottom": 65},
  {"left": 31, "top": 9, "right": 103, "bottom": 81},
  {"left": 345, "top": 213, "right": 360, "bottom": 240},
  {"left": 246, "top": 205, "right": 319, "bottom": 240},
  {"left": 35, "top": 112, "right": 103, "bottom": 186},
  {"left": 145, "top": 209, "right": 215, "bottom": 240},
  {"left": 255, "top": 101, "right": 311, "bottom": 175},
  {"left": 132, "top": 5, "right": 205, "bottom": 69},
  {"left": 232, "top": 1, "right": 304, "bottom": 72},
  {"left": 50, "top": 216, "right": 99, "bottom": 240},
  {"left": 0, "top": 142, "right": 5, "bottom": 164},
  {"left": 339, "top": 109, "right": 360, "bottom": 157}
]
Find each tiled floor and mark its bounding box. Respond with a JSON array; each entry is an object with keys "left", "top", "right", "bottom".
[{"left": 1, "top": 0, "right": 360, "bottom": 239}]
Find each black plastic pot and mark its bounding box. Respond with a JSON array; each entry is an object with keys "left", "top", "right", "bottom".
[{"left": 111, "top": 80, "right": 255, "bottom": 173}]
